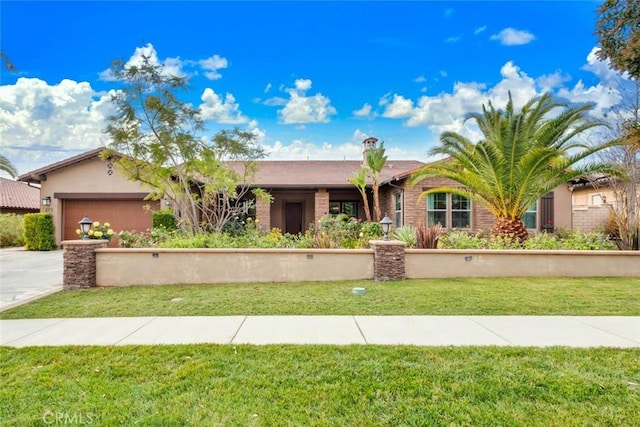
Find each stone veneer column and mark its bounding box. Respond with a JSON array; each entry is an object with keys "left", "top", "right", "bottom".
[
  {"left": 62, "top": 240, "right": 109, "bottom": 290},
  {"left": 314, "top": 188, "right": 329, "bottom": 224},
  {"left": 255, "top": 196, "right": 271, "bottom": 232},
  {"left": 369, "top": 240, "right": 407, "bottom": 281}
]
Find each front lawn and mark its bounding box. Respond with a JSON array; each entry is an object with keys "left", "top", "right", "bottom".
[
  {"left": 1, "top": 345, "right": 638, "bottom": 426},
  {"left": 1, "top": 277, "right": 639, "bottom": 319}
]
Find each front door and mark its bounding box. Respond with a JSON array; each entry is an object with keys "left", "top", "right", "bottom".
[
  {"left": 285, "top": 203, "right": 303, "bottom": 234},
  {"left": 540, "top": 192, "right": 554, "bottom": 232}
]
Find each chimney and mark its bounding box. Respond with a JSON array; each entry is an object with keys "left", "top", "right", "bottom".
[{"left": 362, "top": 137, "right": 378, "bottom": 164}]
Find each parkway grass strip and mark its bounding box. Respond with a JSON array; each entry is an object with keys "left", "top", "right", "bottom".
[
  {"left": 1, "top": 345, "right": 639, "bottom": 426},
  {"left": 2, "top": 277, "right": 639, "bottom": 319}
]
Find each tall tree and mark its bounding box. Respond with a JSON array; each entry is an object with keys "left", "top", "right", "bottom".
[
  {"left": 598, "top": 79, "right": 640, "bottom": 249},
  {"left": 104, "top": 55, "right": 267, "bottom": 234},
  {"left": 410, "top": 92, "right": 623, "bottom": 240},
  {"left": 0, "top": 154, "right": 18, "bottom": 178},
  {"left": 595, "top": 1, "right": 640, "bottom": 249},
  {"left": 595, "top": 0, "right": 640, "bottom": 79},
  {"left": 365, "top": 142, "right": 387, "bottom": 222}
]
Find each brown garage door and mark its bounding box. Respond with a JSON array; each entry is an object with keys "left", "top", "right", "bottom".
[{"left": 63, "top": 199, "right": 160, "bottom": 243}]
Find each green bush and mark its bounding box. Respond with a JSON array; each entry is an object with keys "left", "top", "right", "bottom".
[
  {"left": 393, "top": 226, "right": 417, "bottom": 248},
  {"left": 152, "top": 209, "right": 177, "bottom": 231},
  {"left": 0, "top": 213, "right": 25, "bottom": 247},
  {"left": 23, "top": 213, "right": 57, "bottom": 251},
  {"left": 438, "top": 229, "right": 616, "bottom": 250}
]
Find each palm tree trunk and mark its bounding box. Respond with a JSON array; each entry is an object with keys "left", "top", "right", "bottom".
[{"left": 492, "top": 217, "right": 529, "bottom": 242}]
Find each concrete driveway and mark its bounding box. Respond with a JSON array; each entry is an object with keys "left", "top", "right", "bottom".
[{"left": 0, "top": 247, "right": 63, "bottom": 312}]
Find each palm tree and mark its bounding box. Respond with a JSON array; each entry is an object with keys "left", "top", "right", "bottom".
[
  {"left": 366, "top": 142, "right": 388, "bottom": 222},
  {"left": 347, "top": 168, "right": 372, "bottom": 222},
  {"left": 410, "top": 92, "right": 623, "bottom": 240},
  {"left": 0, "top": 154, "right": 18, "bottom": 178}
]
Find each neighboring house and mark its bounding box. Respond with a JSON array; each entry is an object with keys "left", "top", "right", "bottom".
[
  {"left": 570, "top": 174, "right": 615, "bottom": 233},
  {"left": 18, "top": 138, "right": 573, "bottom": 245},
  {"left": 17, "top": 148, "right": 159, "bottom": 245},
  {"left": 0, "top": 177, "right": 40, "bottom": 215}
]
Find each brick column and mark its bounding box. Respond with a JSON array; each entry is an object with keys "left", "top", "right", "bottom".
[
  {"left": 255, "top": 196, "right": 271, "bottom": 232},
  {"left": 369, "top": 240, "right": 406, "bottom": 281},
  {"left": 62, "top": 240, "right": 108, "bottom": 290},
  {"left": 314, "top": 188, "right": 329, "bottom": 225}
]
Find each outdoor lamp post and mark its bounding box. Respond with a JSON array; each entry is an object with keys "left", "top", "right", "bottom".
[
  {"left": 380, "top": 215, "right": 392, "bottom": 241},
  {"left": 79, "top": 215, "right": 93, "bottom": 239}
]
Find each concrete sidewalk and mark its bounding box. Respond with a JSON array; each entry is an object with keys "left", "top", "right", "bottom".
[{"left": 1, "top": 315, "right": 638, "bottom": 348}]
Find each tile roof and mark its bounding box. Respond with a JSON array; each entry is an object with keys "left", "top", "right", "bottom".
[
  {"left": 0, "top": 177, "right": 40, "bottom": 210},
  {"left": 231, "top": 160, "right": 426, "bottom": 188}
]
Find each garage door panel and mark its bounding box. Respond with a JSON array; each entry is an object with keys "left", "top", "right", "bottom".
[{"left": 63, "top": 200, "right": 160, "bottom": 244}]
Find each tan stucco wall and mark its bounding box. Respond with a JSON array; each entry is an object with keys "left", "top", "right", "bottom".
[
  {"left": 405, "top": 249, "right": 640, "bottom": 278},
  {"left": 96, "top": 248, "right": 374, "bottom": 286},
  {"left": 39, "top": 157, "right": 153, "bottom": 243},
  {"left": 93, "top": 247, "right": 639, "bottom": 286}
]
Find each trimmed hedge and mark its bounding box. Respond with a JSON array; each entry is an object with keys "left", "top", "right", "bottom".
[{"left": 23, "top": 213, "right": 57, "bottom": 251}]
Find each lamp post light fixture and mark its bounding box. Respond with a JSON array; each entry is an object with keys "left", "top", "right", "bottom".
[
  {"left": 380, "top": 215, "right": 393, "bottom": 241},
  {"left": 42, "top": 196, "right": 51, "bottom": 206},
  {"left": 79, "top": 215, "right": 93, "bottom": 239}
]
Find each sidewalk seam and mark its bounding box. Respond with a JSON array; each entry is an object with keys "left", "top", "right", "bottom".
[
  {"left": 574, "top": 317, "right": 640, "bottom": 345},
  {"left": 230, "top": 316, "right": 248, "bottom": 344},
  {"left": 1, "top": 318, "right": 67, "bottom": 345},
  {"left": 114, "top": 317, "right": 157, "bottom": 345},
  {"left": 352, "top": 316, "right": 368, "bottom": 344},
  {"left": 467, "top": 316, "right": 515, "bottom": 345}
]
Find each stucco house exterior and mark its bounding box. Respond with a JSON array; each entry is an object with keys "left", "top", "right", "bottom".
[
  {"left": 18, "top": 148, "right": 160, "bottom": 245},
  {"left": 18, "top": 138, "right": 574, "bottom": 245}
]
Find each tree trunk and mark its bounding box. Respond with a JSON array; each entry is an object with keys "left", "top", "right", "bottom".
[{"left": 491, "top": 217, "right": 529, "bottom": 242}]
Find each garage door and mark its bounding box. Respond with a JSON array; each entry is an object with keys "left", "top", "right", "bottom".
[{"left": 62, "top": 199, "right": 160, "bottom": 244}]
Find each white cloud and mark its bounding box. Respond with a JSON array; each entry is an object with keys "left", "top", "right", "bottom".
[
  {"left": 199, "top": 54, "right": 228, "bottom": 80},
  {"left": 264, "top": 83, "right": 272, "bottom": 93},
  {"left": 445, "top": 35, "right": 462, "bottom": 44},
  {"left": 198, "top": 88, "right": 248, "bottom": 124},
  {"left": 490, "top": 28, "right": 536, "bottom": 46},
  {"left": 0, "top": 78, "right": 114, "bottom": 174},
  {"left": 353, "top": 103, "right": 373, "bottom": 118},
  {"left": 377, "top": 52, "right": 626, "bottom": 142},
  {"left": 277, "top": 78, "right": 337, "bottom": 124},
  {"left": 414, "top": 75, "right": 426, "bottom": 83},
  {"left": 99, "top": 43, "right": 186, "bottom": 81},
  {"left": 261, "top": 131, "right": 366, "bottom": 160},
  {"left": 474, "top": 26, "right": 487, "bottom": 35}
]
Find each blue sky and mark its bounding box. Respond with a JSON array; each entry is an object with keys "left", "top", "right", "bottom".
[{"left": 0, "top": 1, "right": 626, "bottom": 177}]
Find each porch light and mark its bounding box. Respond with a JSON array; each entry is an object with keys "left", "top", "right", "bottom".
[
  {"left": 42, "top": 196, "right": 51, "bottom": 206},
  {"left": 380, "top": 215, "right": 393, "bottom": 241},
  {"left": 79, "top": 215, "right": 93, "bottom": 239}
]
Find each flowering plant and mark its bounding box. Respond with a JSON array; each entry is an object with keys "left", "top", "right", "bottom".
[{"left": 76, "top": 221, "right": 115, "bottom": 242}]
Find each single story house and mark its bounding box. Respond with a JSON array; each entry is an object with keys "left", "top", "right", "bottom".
[
  {"left": 0, "top": 177, "right": 40, "bottom": 215},
  {"left": 18, "top": 138, "right": 573, "bottom": 245}
]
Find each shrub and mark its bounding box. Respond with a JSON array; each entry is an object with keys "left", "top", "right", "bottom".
[
  {"left": 438, "top": 230, "right": 487, "bottom": 249},
  {"left": 416, "top": 224, "right": 443, "bottom": 249},
  {"left": 152, "top": 209, "right": 177, "bottom": 231},
  {"left": 393, "top": 226, "right": 417, "bottom": 248},
  {"left": 23, "top": 213, "right": 56, "bottom": 251},
  {"left": 0, "top": 213, "right": 25, "bottom": 247},
  {"left": 438, "top": 229, "right": 616, "bottom": 250}
]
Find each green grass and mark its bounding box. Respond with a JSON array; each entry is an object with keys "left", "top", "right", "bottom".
[
  {"left": 2, "top": 277, "right": 639, "bottom": 319},
  {"left": 1, "top": 345, "right": 638, "bottom": 426}
]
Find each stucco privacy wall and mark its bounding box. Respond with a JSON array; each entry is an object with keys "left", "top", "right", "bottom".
[
  {"left": 95, "top": 248, "right": 374, "bottom": 286},
  {"left": 405, "top": 249, "right": 640, "bottom": 278},
  {"left": 94, "top": 247, "right": 639, "bottom": 286}
]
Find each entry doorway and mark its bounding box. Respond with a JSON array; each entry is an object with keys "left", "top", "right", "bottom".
[{"left": 285, "top": 202, "right": 303, "bottom": 234}]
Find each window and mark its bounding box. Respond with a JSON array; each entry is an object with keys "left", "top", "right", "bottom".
[
  {"left": 522, "top": 202, "right": 537, "bottom": 229},
  {"left": 329, "top": 201, "right": 358, "bottom": 217},
  {"left": 394, "top": 192, "right": 403, "bottom": 227},
  {"left": 427, "top": 192, "right": 470, "bottom": 228}
]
